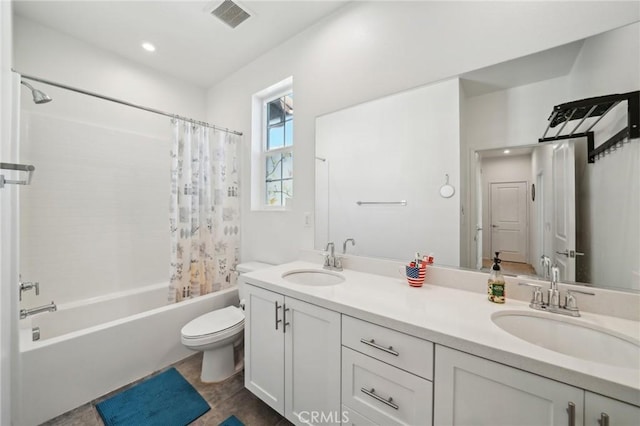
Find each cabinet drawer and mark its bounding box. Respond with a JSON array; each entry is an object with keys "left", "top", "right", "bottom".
[
  {"left": 342, "top": 405, "right": 377, "bottom": 426},
  {"left": 342, "top": 347, "right": 432, "bottom": 426},
  {"left": 342, "top": 315, "right": 433, "bottom": 380}
]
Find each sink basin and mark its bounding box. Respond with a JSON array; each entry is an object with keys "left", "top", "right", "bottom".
[
  {"left": 492, "top": 310, "right": 640, "bottom": 369},
  {"left": 282, "top": 269, "right": 345, "bottom": 286}
]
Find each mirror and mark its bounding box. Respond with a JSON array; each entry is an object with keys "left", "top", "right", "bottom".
[{"left": 314, "top": 23, "right": 639, "bottom": 292}]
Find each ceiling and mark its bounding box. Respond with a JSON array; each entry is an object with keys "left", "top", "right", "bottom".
[
  {"left": 460, "top": 39, "right": 585, "bottom": 97},
  {"left": 13, "top": 0, "right": 349, "bottom": 88}
]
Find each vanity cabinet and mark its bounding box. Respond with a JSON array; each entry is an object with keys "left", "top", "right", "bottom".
[
  {"left": 341, "top": 316, "right": 433, "bottom": 425},
  {"left": 584, "top": 392, "right": 640, "bottom": 426},
  {"left": 244, "top": 284, "right": 341, "bottom": 426},
  {"left": 434, "top": 345, "right": 584, "bottom": 425}
]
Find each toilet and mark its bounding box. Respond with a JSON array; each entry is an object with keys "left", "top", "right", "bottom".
[{"left": 181, "top": 261, "right": 272, "bottom": 383}]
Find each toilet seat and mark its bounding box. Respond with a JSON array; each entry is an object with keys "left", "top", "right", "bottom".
[{"left": 181, "top": 306, "right": 244, "bottom": 346}]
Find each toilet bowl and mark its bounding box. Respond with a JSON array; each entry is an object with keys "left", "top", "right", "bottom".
[{"left": 180, "top": 261, "right": 272, "bottom": 382}]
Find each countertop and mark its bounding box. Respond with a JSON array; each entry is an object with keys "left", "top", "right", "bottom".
[{"left": 241, "top": 260, "right": 640, "bottom": 406}]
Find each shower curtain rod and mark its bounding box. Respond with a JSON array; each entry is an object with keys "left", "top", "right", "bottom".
[{"left": 16, "top": 71, "right": 243, "bottom": 136}]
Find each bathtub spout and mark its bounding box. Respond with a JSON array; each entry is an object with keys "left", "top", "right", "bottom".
[{"left": 20, "top": 301, "right": 57, "bottom": 319}]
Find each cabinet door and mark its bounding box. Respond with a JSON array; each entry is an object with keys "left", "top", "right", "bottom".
[
  {"left": 284, "top": 297, "right": 341, "bottom": 426},
  {"left": 434, "top": 345, "right": 584, "bottom": 426},
  {"left": 585, "top": 392, "right": 640, "bottom": 426},
  {"left": 244, "top": 284, "right": 285, "bottom": 414}
]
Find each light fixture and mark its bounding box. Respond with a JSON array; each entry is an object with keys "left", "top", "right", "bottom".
[
  {"left": 503, "top": 149, "right": 510, "bottom": 154},
  {"left": 141, "top": 42, "right": 156, "bottom": 52}
]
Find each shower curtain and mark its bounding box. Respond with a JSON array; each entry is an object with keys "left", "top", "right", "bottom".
[{"left": 169, "top": 120, "right": 240, "bottom": 303}]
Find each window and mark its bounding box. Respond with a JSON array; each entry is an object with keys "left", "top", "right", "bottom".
[
  {"left": 251, "top": 77, "right": 293, "bottom": 210},
  {"left": 264, "top": 93, "right": 293, "bottom": 206}
]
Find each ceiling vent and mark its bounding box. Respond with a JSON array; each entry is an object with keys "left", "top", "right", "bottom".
[{"left": 210, "top": 0, "right": 251, "bottom": 29}]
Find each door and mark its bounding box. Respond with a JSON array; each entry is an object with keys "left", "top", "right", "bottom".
[
  {"left": 552, "top": 141, "right": 576, "bottom": 281},
  {"left": 585, "top": 392, "right": 640, "bottom": 426},
  {"left": 475, "top": 152, "right": 483, "bottom": 270},
  {"left": 244, "top": 284, "right": 285, "bottom": 414},
  {"left": 285, "top": 297, "right": 341, "bottom": 426},
  {"left": 434, "top": 345, "right": 584, "bottom": 426},
  {"left": 490, "top": 181, "right": 528, "bottom": 263}
]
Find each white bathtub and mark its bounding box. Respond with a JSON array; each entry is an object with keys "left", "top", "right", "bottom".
[{"left": 17, "top": 283, "right": 239, "bottom": 426}]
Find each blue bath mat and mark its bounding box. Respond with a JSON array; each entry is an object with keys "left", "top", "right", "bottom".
[
  {"left": 96, "top": 367, "right": 210, "bottom": 426},
  {"left": 219, "top": 415, "right": 244, "bottom": 426}
]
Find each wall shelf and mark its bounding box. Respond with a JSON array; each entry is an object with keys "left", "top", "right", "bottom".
[{"left": 539, "top": 91, "right": 639, "bottom": 163}]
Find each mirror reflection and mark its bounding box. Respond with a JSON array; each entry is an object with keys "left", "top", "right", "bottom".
[
  {"left": 314, "top": 22, "right": 639, "bottom": 292},
  {"left": 470, "top": 139, "right": 638, "bottom": 291}
]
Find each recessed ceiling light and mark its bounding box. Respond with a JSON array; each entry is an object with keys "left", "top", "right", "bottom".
[
  {"left": 141, "top": 42, "right": 156, "bottom": 52},
  {"left": 503, "top": 149, "right": 510, "bottom": 154}
]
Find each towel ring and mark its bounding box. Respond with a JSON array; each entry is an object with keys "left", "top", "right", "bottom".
[{"left": 440, "top": 174, "right": 455, "bottom": 198}]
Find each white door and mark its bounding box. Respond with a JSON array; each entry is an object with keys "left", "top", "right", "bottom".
[
  {"left": 490, "top": 181, "right": 528, "bottom": 263},
  {"left": 285, "top": 297, "right": 341, "bottom": 426},
  {"left": 584, "top": 392, "right": 640, "bottom": 426},
  {"left": 244, "top": 284, "right": 285, "bottom": 414},
  {"left": 552, "top": 141, "right": 576, "bottom": 281},
  {"left": 434, "top": 346, "right": 584, "bottom": 426}
]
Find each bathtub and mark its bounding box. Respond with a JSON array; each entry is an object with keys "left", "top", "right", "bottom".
[{"left": 17, "top": 283, "right": 239, "bottom": 426}]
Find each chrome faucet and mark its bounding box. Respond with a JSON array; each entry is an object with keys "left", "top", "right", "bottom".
[
  {"left": 519, "top": 264, "right": 594, "bottom": 317},
  {"left": 540, "top": 255, "right": 551, "bottom": 279},
  {"left": 323, "top": 242, "right": 343, "bottom": 271},
  {"left": 342, "top": 238, "right": 356, "bottom": 254},
  {"left": 19, "top": 281, "right": 39, "bottom": 301},
  {"left": 548, "top": 265, "right": 561, "bottom": 309},
  {"left": 20, "top": 301, "right": 57, "bottom": 319}
]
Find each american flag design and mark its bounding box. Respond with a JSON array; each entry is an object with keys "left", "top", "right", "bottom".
[{"left": 406, "top": 265, "right": 426, "bottom": 287}]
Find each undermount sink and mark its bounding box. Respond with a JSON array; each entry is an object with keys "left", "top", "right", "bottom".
[
  {"left": 282, "top": 269, "right": 345, "bottom": 286},
  {"left": 492, "top": 310, "right": 640, "bottom": 369}
]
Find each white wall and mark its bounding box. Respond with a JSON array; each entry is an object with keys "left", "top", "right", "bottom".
[
  {"left": 568, "top": 23, "right": 640, "bottom": 290},
  {"left": 13, "top": 17, "right": 207, "bottom": 305},
  {"left": 316, "top": 79, "right": 461, "bottom": 264},
  {"left": 205, "top": 1, "right": 638, "bottom": 264},
  {"left": 0, "top": 2, "right": 15, "bottom": 424}
]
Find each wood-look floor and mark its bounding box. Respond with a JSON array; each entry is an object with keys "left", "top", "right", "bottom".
[{"left": 41, "top": 353, "right": 292, "bottom": 426}]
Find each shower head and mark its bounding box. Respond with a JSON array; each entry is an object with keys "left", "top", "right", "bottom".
[{"left": 20, "top": 80, "right": 52, "bottom": 104}]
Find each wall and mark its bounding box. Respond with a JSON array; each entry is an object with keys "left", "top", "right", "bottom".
[
  {"left": 568, "top": 23, "right": 640, "bottom": 290},
  {"left": 316, "top": 79, "right": 461, "bottom": 264},
  {"left": 0, "top": 2, "right": 15, "bottom": 423},
  {"left": 13, "top": 17, "right": 207, "bottom": 305},
  {"left": 205, "top": 1, "right": 638, "bottom": 264},
  {"left": 462, "top": 76, "right": 571, "bottom": 266}
]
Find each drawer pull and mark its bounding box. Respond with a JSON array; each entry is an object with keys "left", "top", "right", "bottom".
[
  {"left": 360, "top": 338, "right": 399, "bottom": 356},
  {"left": 567, "top": 402, "right": 575, "bottom": 426},
  {"left": 361, "top": 387, "right": 399, "bottom": 410}
]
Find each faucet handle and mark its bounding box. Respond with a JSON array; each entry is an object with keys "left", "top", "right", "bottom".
[
  {"left": 519, "top": 282, "right": 544, "bottom": 307},
  {"left": 564, "top": 289, "right": 595, "bottom": 312}
]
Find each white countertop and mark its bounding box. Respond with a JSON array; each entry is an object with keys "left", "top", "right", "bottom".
[{"left": 241, "top": 260, "right": 640, "bottom": 406}]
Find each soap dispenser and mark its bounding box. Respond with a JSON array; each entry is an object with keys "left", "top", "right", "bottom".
[{"left": 487, "top": 252, "right": 505, "bottom": 304}]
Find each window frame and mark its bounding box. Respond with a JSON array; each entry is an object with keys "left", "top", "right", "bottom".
[
  {"left": 251, "top": 77, "right": 294, "bottom": 211},
  {"left": 261, "top": 90, "right": 293, "bottom": 208}
]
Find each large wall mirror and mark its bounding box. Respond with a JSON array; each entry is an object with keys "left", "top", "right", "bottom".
[{"left": 314, "top": 22, "right": 639, "bottom": 293}]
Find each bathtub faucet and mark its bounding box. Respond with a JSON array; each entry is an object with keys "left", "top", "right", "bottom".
[{"left": 20, "top": 301, "right": 57, "bottom": 319}]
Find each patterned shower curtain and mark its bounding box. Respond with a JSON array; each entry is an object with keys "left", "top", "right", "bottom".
[{"left": 169, "top": 119, "right": 240, "bottom": 303}]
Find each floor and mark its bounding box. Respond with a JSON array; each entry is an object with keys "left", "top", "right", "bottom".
[
  {"left": 481, "top": 258, "right": 537, "bottom": 276},
  {"left": 42, "top": 353, "right": 293, "bottom": 426}
]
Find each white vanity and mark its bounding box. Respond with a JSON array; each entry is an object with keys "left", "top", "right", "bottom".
[{"left": 241, "top": 257, "right": 640, "bottom": 426}]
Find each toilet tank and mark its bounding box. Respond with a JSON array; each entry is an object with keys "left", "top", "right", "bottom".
[
  {"left": 236, "top": 261, "right": 273, "bottom": 275},
  {"left": 235, "top": 261, "right": 273, "bottom": 304}
]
